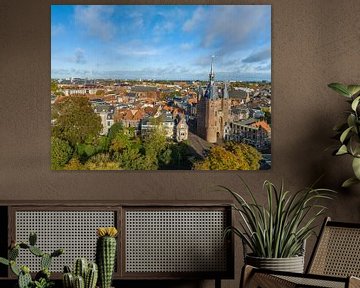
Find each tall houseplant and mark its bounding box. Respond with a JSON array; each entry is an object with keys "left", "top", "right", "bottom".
[
  {"left": 224, "top": 180, "right": 334, "bottom": 272},
  {"left": 328, "top": 83, "right": 360, "bottom": 187}
]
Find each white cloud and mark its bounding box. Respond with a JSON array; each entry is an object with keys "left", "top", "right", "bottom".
[
  {"left": 182, "top": 7, "right": 204, "bottom": 32},
  {"left": 74, "top": 6, "right": 116, "bottom": 41},
  {"left": 51, "top": 24, "right": 65, "bottom": 36},
  {"left": 129, "top": 11, "right": 144, "bottom": 29},
  {"left": 183, "top": 5, "right": 271, "bottom": 57},
  {"left": 153, "top": 21, "right": 175, "bottom": 35},
  {"left": 202, "top": 6, "right": 270, "bottom": 54},
  {"left": 180, "top": 43, "right": 193, "bottom": 50},
  {"left": 242, "top": 47, "right": 271, "bottom": 63},
  {"left": 117, "top": 43, "right": 161, "bottom": 57}
]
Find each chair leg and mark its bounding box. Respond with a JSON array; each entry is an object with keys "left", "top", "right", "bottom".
[
  {"left": 240, "top": 265, "right": 255, "bottom": 288},
  {"left": 215, "top": 278, "right": 221, "bottom": 288},
  {"left": 349, "top": 276, "right": 360, "bottom": 288}
]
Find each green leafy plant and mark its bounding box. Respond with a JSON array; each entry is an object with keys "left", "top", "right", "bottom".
[
  {"left": 328, "top": 83, "right": 360, "bottom": 187},
  {"left": 0, "top": 232, "right": 63, "bottom": 288},
  {"left": 223, "top": 180, "right": 334, "bottom": 258}
]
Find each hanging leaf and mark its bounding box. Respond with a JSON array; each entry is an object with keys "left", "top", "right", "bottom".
[
  {"left": 340, "top": 127, "right": 353, "bottom": 143},
  {"left": 352, "top": 157, "right": 360, "bottom": 179},
  {"left": 347, "top": 85, "right": 360, "bottom": 97},
  {"left": 336, "top": 145, "right": 348, "bottom": 155},
  {"left": 328, "top": 83, "right": 351, "bottom": 97},
  {"left": 351, "top": 96, "right": 360, "bottom": 111},
  {"left": 347, "top": 114, "right": 356, "bottom": 127},
  {"left": 348, "top": 135, "right": 360, "bottom": 157},
  {"left": 342, "top": 177, "right": 360, "bottom": 188}
]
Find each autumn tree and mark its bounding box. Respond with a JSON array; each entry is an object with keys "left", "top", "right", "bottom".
[
  {"left": 193, "top": 142, "right": 262, "bottom": 170},
  {"left": 84, "top": 153, "right": 120, "bottom": 170},
  {"left": 51, "top": 137, "right": 73, "bottom": 170},
  {"left": 52, "top": 96, "right": 102, "bottom": 147}
]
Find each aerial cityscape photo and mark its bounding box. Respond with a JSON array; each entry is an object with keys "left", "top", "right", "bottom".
[{"left": 51, "top": 5, "right": 271, "bottom": 170}]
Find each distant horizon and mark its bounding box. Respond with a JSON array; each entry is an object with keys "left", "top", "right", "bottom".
[
  {"left": 51, "top": 71, "right": 271, "bottom": 82},
  {"left": 51, "top": 5, "right": 271, "bottom": 81}
]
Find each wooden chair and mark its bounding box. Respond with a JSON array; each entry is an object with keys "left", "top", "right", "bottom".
[{"left": 241, "top": 217, "right": 360, "bottom": 288}]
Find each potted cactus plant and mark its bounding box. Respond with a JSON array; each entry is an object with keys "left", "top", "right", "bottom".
[
  {"left": 96, "top": 227, "right": 118, "bottom": 288},
  {"left": 328, "top": 83, "right": 360, "bottom": 187},
  {"left": 62, "top": 258, "right": 98, "bottom": 288},
  {"left": 0, "top": 232, "right": 63, "bottom": 288},
  {"left": 223, "top": 179, "right": 334, "bottom": 273}
]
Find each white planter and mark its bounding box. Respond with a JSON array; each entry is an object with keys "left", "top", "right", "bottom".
[{"left": 245, "top": 254, "right": 305, "bottom": 273}]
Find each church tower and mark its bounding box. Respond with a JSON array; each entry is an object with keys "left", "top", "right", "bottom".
[{"left": 196, "top": 57, "right": 230, "bottom": 143}]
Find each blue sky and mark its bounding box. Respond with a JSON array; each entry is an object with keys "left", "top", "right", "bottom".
[{"left": 51, "top": 5, "right": 271, "bottom": 81}]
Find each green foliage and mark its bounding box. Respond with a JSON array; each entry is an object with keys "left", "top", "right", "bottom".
[
  {"left": 51, "top": 137, "right": 73, "bottom": 170},
  {"left": 51, "top": 81, "right": 58, "bottom": 93},
  {"left": 52, "top": 96, "right": 102, "bottom": 147},
  {"left": 107, "top": 122, "right": 124, "bottom": 141},
  {"left": 193, "top": 142, "right": 262, "bottom": 170},
  {"left": 223, "top": 179, "right": 335, "bottom": 258},
  {"left": 32, "top": 278, "right": 54, "bottom": 288},
  {"left": 329, "top": 83, "right": 360, "bottom": 187},
  {"left": 63, "top": 158, "right": 85, "bottom": 170},
  {"left": 0, "top": 233, "right": 63, "bottom": 288},
  {"left": 53, "top": 114, "right": 190, "bottom": 170},
  {"left": 84, "top": 153, "right": 120, "bottom": 170}
]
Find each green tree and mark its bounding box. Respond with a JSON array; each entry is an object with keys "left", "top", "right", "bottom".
[
  {"left": 51, "top": 80, "right": 58, "bottom": 93},
  {"left": 110, "top": 129, "right": 132, "bottom": 154},
  {"left": 51, "top": 137, "right": 73, "bottom": 170},
  {"left": 52, "top": 96, "right": 102, "bottom": 147},
  {"left": 142, "top": 127, "right": 168, "bottom": 169},
  {"left": 193, "top": 142, "right": 262, "bottom": 170},
  {"left": 118, "top": 144, "right": 145, "bottom": 170},
  {"left": 107, "top": 122, "right": 124, "bottom": 141}
]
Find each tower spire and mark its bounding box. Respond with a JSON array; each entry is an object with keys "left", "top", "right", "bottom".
[{"left": 209, "top": 55, "right": 215, "bottom": 83}]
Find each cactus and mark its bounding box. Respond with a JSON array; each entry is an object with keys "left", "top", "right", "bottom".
[
  {"left": 63, "top": 260, "right": 98, "bottom": 288},
  {"left": 9, "top": 246, "right": 19, "bottom": 260},
  {"left": 85, "top": 263, "right": 98, "bottom": 288},
  {"left": 0, "top": 257, "right": 9, "bottom": 266},
  {"left": 51, "top": 248, "right": 64, "bottom": 258},
  {"left": 96, "top": 227, "right": 118, "bottom": 288},
  {"left": 64, "top": 265, "right": 72, "bottom": 273},
  {"left": 63, "top": 272, "right": 74, "bottom": 288},
  {"left": 18, "top": 267, "right": 32, "bottom": 288},
  {"left": 0, "top": 233, "right": 63, "bottom": 288},
  {"left": 74, "top": 258, "right": 87, "bottom": 279},
  {"left": 41, "top": 253, "right": 52, "bottom": 270},
  {"left": 29, "top": 245, "right": 44, "bottom": 257},
  {"left": 10, "top": 260, "right": 20, "bottom": 276},
  {"left": 29, "top": 232, "right": 37, "bottom": 246},
  {"left": 74, "top": 275, "right": 85, "bottom": 288}
]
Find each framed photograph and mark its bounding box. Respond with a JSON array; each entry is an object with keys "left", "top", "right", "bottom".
[{"left": 51, "top": 5, "right": 271, "bottom": 170}]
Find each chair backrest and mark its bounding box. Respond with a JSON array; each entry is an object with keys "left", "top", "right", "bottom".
[{"left": 307, "top": 217, "right": 360, "bottom": 277}]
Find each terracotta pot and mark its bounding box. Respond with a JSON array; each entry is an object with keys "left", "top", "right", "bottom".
[{"left": 245, "top": 254, "right": 305, "bottom": 273}]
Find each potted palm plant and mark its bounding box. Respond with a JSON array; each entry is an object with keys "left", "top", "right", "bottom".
[
  {"left": 223, "top": 179, "right": 334, "bottom": 273},
  {"left": 328, "top": 83, "right": 360, "bottom": 187}
]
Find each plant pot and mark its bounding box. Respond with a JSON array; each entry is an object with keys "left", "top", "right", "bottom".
[{"left": 245, "top": 254, "right": 305, "bottom": 273}]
